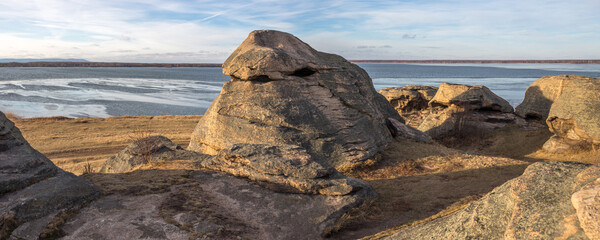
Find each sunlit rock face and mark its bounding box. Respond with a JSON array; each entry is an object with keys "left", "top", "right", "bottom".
[
  {"left": 189, "top": 30, "right": 401, "bottom": 171},
  {"left": 384, "top": 162, "right": 600, "bottom": 240}
]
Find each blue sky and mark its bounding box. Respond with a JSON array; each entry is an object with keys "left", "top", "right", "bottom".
[{"left": 0, "top": 0, "right": 598, "bottom": 62}]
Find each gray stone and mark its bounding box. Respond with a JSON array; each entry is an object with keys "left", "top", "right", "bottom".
[
  {"left": 188, "top": 30, "right": 401, "bottom": 172},
  {"left": 545, "top": 76, "right": 600, "bottom": 152},
  {"left": 61, "top": 194, "right": 189, "bottom": 240},
  {"left": 383, "top": 162, "right": 597, "bottom": 240},
  {"left": 190, "top": 170, "right": 377, "bottom": 239},
  {"left": 197, "top": 143, "right": 374, "bottom": 196},
  {"left": 429, "top": 83, "right": 513, "bottom": 113},
  {"left": 0, "top": 111, "right": 99, "bottom": 239},
  {"left": 416, "top": 83, "right": 526, "bottom": 139}
]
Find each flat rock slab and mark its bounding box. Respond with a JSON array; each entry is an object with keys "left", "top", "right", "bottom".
[
  {"left": 61, "top": 170, "right": 376, "bottom": 239},
  {"left": 61, "top": 194, "right": 189, "bottom": 240}
]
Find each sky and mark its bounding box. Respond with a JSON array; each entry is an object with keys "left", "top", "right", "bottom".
[{"left": 0, "top": 0, "right": 599, "bottom": 63}]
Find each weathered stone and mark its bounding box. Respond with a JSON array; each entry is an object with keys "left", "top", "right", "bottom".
[
  {"left": 415, "top": 83, "right": 528, "bottom": 139},
  {"left": 545, "top": 76, "right": 600, "bottom": 152},
  {"left": 383, "top": 162, "right": 596, "bottom": 240},
  {"left": 378, "top": 85, "right": 438, "bottom": 113},
  {"left": 516, "top": 75, "right": 590, "bottom": 120},
  {"left": 189, "top": 30, "right": 401, "bottom": 171},
  {"left": 189, "top": 170, "right": 377, "bottom": 239},
  {"left": 572, "top": 177, "right": 600, "bottom": 240},
  {"left": 61, "top": 194, "right": 190, "bottom": 240},
  {"left": 417, "top": 106, "right": 525, "bottom": 139},
  {"left": 386, "top": 118, "right": 432, "bottom": 143},
  {"left": 100, "top": 136, "right": 211, "bottom": 173},
  {"left": 429, "top": 83, "right": 513, "bottom": 113},
  {"left": 198, "top": 143, "right": 373, "bottom": 196},
  {"left": 0, "top": 111, "right": 99, "bottom": 239},
  {"left": 63, "top": 170, "right": 377, "bottom": 239}
]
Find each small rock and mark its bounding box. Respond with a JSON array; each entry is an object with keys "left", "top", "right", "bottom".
[
  {"left": 386, "top": 117, "right": 432, "bottom": 143},
  {"left": 515, "top": 75, "right": 587, "bottom": 120}
]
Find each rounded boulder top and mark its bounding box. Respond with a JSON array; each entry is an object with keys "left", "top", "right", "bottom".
[
  {"left": 516, "top": 75, "right": 590, "bottom": 120},
  {"left": 223, "top": 30, "right": 334, "bottom": 81}
]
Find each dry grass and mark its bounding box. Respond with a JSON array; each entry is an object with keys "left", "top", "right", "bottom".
[{"left": 12, "top": 115, "right": 202, "bottom": 175}]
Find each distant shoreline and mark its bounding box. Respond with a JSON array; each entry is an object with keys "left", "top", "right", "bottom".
[
  {"left": 0, "top": 62, "right": 222, "bottom": 67},
  {"left": 351, "top": 60, "right": 600, "bottom": 64},
  {"left": 1, "top": 60, "right": 599, "bottom": 67}
]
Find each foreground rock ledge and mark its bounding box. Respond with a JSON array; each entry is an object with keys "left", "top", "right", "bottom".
[
  {"left": 382, "top": 162, "right": 600, "bottom": 240},
  {"left": 189, "top": 30, "right": 401, "bottom": 171},
  {"left": 0, "top": 111, "right": 99, "bottom": 239}
]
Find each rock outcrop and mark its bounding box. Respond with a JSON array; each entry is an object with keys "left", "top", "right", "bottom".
[
  {"left": 544, "top": 76, "right": 600, "bottom": 153},
  {"left": 386, "top": 118, "right": 432, "bottom": 143},
  {"left": 378, "top": 85, "right": 437, "bottom": 114},
  {"left": 64, "top": 170, "right": 376, "bottom": 239},
  {"left": 0, "top": 111, "right": 99, "bottom": 239},
  {"left": 383, "top": 162, "right": 600, "bottom": 240},
  {"left": 515, "top": 75, "right": 590, "bottom": 120},
  {"left": 416, "top": 83, "right": 524, "bottom": 139},
  {"left": 100, "top": 136, "right": 210, "bottom": 173},
  {"left": 198, "top": 143, "right": 373, "bottom": 196},
  {"left": 188, "top": 30, "right": 401, "bottom": 171},
  {"left": 428, "top": 83, "right": 513, "bottom": 113}
]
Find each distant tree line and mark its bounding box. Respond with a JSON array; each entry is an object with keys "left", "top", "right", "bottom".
[
  {"left": 0, "top": 62, "right": 223, "bottom": 67},
  {"left": 351, "top": 60, "right": 600, "bottom": 64}
]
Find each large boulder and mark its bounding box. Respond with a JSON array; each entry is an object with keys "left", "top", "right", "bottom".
[
  {"left": 515, "top": 75, "right": 590, "bottom": 120},
  {"left": 189, "top": 30, "right": 401, "bottom": 171},
  {"left": 428, "top": 83, "right": 513, "bottom": 113},
  {"left": 544, "top": 76, "right": 600, "bottom": 152},
  {"left": 198, "top": 143, "right": 374, "bottom": 196},
  {"left": 0, "top": 111, "right": 99, "bottom": 239},
  {"left": 417, "top": 83, "right": 524, "bottom": 139},
  {"left": 383, "top": 162, "right": 600, "bottom": 240}
]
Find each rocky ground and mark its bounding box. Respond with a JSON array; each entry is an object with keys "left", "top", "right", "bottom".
[{"left": 8, "top": 113, "right": 599, "bottom": 239}]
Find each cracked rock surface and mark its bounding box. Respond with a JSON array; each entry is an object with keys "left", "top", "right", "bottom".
[
  {"left": 545, "top": 76, "right": 600, "bottom": 152},
  {"left": 189, "top": 30, "right": 401, "bottom": 171}
]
